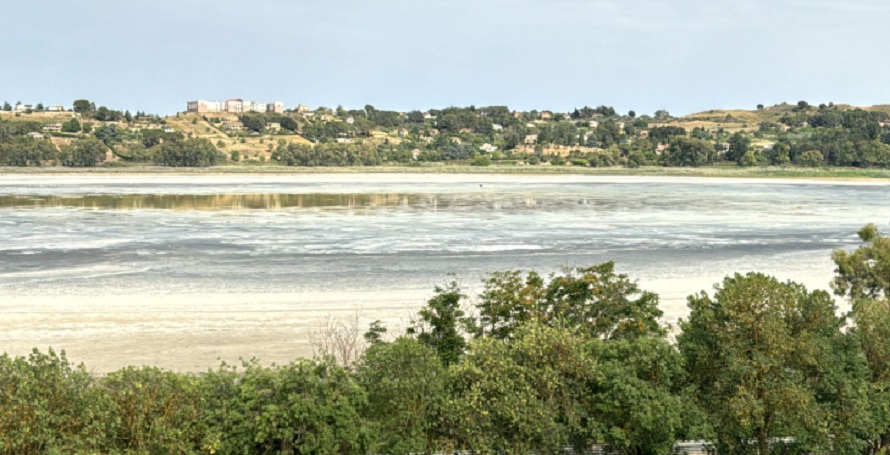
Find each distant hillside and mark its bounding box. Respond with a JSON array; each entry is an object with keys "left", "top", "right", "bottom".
[{"left": 1, "top": 100, "right": 888, "bottom": 169}]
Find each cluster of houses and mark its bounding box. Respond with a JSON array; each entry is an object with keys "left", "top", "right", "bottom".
[
  {"left": 187, "top": 99, "right": 285, "bottom": 114},
  {"left": 219, "top": 120, "right": 282, "bottom": 133},
  {"left": 8, "top": 102, "right": 66, "bottom": 113}
]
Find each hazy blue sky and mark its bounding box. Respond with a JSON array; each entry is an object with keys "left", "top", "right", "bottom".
[{"left": 4, "top": 0, "right": 889, "bottom": 115}]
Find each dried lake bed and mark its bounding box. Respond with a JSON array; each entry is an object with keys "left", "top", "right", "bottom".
[{"left": 1, "top": 174, "right": 888, "bottom": 372}]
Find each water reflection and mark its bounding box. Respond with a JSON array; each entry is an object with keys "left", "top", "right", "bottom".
[{"left": 0, "top": 193, "right": 443, "bottom": 210}]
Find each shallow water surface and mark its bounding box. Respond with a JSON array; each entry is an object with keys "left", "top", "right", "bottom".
[{"left": 0, "top": 174, "right": 887, "bottom": 371}]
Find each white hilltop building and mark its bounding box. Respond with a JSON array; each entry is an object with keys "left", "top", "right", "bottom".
[{"left": 187, "top": 99, "right": 285, "bottom": 114}]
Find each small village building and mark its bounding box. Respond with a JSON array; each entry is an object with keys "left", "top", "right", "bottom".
[
  {"left": 223, "top": 121, "right": 244, "bottom": 132},
  {"left": 524, "top": 134, "right": 538, "bottom": 145},
  {"left": 266, "top": 122, "right": 281, "bottom": 132},
  {"left": 46, "top": 106, "right": 65, "bottom": 112},
  {"left": 43, "top": 123, "right": 62, "bottom": 133},
  {"left": 539, "top": 111, "right": 553, "bottom": 120},
  {"left": 589, "top": 121, "right": 599, "bottom": 128},
  {"left": 480, "top": 143, "right": 498, "bottom": 153},
  {"left": 335, "top": 138, "right": 353, "bottom": 144},
  {"left": 27, "top": 132, "right": 45, "bottom": 139},
  {"left": 14, "top": 103, "right": 33, "bottom": 112},
  {"left": 163, "top": 127, "right": 176, "bottom": 133},
  {"left": 492, "top": 124, "right": 503, "bottom": 131}
]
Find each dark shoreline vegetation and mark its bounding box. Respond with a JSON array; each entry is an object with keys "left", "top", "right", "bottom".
[
  {"left": 2, "top": 225, "right": 889, "bottom": 454},
  {"left": 3, "top": 164, "right": 890, "bottom": 180},
  {"left": 2, "top": 101, "right": 890, "bottom": 172}
]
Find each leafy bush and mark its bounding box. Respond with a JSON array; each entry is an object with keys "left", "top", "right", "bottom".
[
  {"left": 104, "top": 367, "right": 209, "bottom": 453},
  {"left": 59, "top": 137, "right": 106, "bottom": 167},
  {"left": 154, "top": 138, "right": 219, "bottom": 167},
  {"left": 0, "top": 349, "right": 112, "bottom": 454}
]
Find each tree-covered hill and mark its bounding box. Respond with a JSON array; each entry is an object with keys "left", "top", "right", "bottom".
[{"left": 1, "top": 99, "right": 889, "bottom": 169}]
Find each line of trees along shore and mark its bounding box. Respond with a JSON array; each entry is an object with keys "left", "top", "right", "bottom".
[
  {"left": 1, "top": 224, "right": 889, "bottom": 454},
  {"left": 2, "top": 100, "right": 890, "bottom": 168}
]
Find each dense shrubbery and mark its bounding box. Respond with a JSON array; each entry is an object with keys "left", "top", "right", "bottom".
[
  {"left": 0, "top": 137, "right": 57, "bottom": 166},
  {"left": 153, "top": 138, "right": 219, "bottom": 167},
  {"left": 59, "top": 137, "right": 106, "bottom": 167},
  {"left": 2, "top": 225, "right": 889, "bottom": 454},
  {"left": 272, "top": 142, "right": 382, "bottom": 166}
]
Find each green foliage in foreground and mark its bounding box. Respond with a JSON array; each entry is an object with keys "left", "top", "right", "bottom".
[{"left": 2, "top": 225, "right": 890, "bottom": 454}]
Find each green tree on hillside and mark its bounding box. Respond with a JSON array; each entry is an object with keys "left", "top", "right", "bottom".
[
  {"left": 764, "top": 143, "right": 791, "bottom": 165},
  {"left": 798, "top": 149, "right": 824, "bottom": 167},
  {"left": 659, "top": 137, "right": 715, "bottom": 167},
  {"left": 726, "top": 132, "right": 751, "bottom": 162},
  {"left": 279, "top": 116, "right": 298, "bottom": 132},
  {"left": 61, "top": 118, "right": 81, "bottom": 133},
  {"left": 72, "top": 99, "right": 93, "bottom": 116},
  {"left": 59, "top": 137, "right": 106, "bottom": 167},
  {"left": 239, "top": 114, "right": 265, "bottom": 133},
  {"left": 0, "top": 136, "right": 58, "bottom": 166},
  {"left": 154, "top": 138, "right": 219, "bottom": 167},
  {"left": 738, "top": 150, "right": 757, "bottom": 167}
]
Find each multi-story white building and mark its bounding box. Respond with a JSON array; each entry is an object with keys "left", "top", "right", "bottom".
[
  {"left": 186, "top": 100, "right": 224, "bottom": 113},
  {"left": 186, "top": 99, "right": 285, "bottom": 114},
  {"left": 224, "top": 99, "right": 244, "bottom": 113}
]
